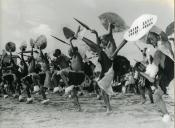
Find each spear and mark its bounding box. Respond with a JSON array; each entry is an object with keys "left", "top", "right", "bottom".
[
  {"left": 74, "top": 18, "right": 92, "bottom": 31},
  {"left": 51, "top": 35, "right": 70, "bottom": 46}
]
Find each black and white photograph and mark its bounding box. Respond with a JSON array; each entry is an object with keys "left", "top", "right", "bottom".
[{"left": 0, "top": 0, "right": 174, "bottom": 128}]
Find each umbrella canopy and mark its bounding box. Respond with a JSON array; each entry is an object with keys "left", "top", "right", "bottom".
[
  {"left": 99, "top": 12, "right": 127, "bottom": 33},
  {"left": 124, "top": 14, "right": 157, "bottom": 42},
  {"left": 165, "top": 21, "right": 174, "bottom": 36}
]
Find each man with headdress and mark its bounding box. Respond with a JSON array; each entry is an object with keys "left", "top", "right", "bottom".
[
  {"left": 2, "top": 42, "right": 22, "bottom": 98},
  {"left": 88, "top": 23, "right": 117, "bottom": 112},
  {"left": 91, "top": 23, "right": 117, "bottom": 58},
  {"left": 51, "top": 49, "right": 70, "bottom": 88},
  {"left": 52, "top": 49, "right": 70, "bottom": 70},
  {"left": 144, "top": 26, "right": 174, "bottom": 121},
  {"left": 56, "top": 38, "right": 85, "bottom": 111}
]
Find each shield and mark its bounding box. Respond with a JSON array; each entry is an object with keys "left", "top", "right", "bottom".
[
  {"left": 99, "top": 12, "right": 128, "bottom": 33},
  {"left": 63, "top": 27, "right": 75, "bottom": 39},
  {"left": 82, "top": 37, "right": 101, "bottom": 53},
  {"left": 166, "top": 21, "right": 174, "bottom": 36}
]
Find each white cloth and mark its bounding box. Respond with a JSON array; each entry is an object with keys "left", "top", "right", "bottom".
[
  {"left": 65, "top": 85, "right": 74, "bottom": 94},
  {"left": 98, "top": 67, "right": 115, "bottom": 95},
  {"left": 145, "top": 63, "right": 158, "bottom": 78}
]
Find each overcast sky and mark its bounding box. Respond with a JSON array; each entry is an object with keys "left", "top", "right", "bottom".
[{"left": 0, "top": 0, "right": 174, "bottom": 65}]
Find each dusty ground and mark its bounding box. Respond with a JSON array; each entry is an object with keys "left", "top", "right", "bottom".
[{"left": 0, "top": 92, "right": 174, "bottom": 128}]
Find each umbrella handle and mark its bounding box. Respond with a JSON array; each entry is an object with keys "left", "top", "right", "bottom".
[{"left": 111, "top": 39, "right": 128, "bottom": 59}]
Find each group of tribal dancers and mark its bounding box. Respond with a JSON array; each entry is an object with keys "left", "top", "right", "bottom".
[{"left": 0, "top": 18, "right": 174, "bottom": 121}]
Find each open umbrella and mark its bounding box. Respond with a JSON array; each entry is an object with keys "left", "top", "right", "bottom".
[
  {"left": 99, "top": 12, "right": 128, "bottom": 33},
  {"left": 112, "top": 14, "right": 157, "bottom": 58},
  {"left": 165, "top": 21, "right": 174, "bottom": 36}
]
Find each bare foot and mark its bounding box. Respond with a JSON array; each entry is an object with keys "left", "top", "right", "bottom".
[
  {"left": 74, "top": 106, "right": 82, "bottom": 112},
  {"left": 140, "top": 99, "right": 146, "bottom": 104},
  {"left": 106, "top": 108, "right": 113, "bottom": 115},
  {"left": 41, "top": 99, "right": 50, "bottom": 105},
  {"left": 19, "top": 95, "right": 25, "bottom": 102},
  {"left": 26, "top": 97, "right": 33, "bottom": 104},
  {"left": 3, "top": 95, "right": 8, "bottom": 99}
]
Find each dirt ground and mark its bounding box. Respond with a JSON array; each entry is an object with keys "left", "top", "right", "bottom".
[{"left": 0, "top": 92, "right": 174, "bottom": 128}]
